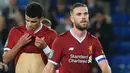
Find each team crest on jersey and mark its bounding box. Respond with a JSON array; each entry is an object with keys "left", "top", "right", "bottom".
[
  {"left": 88, "top": 45, "right": 92, "bottom": 54},
  {"left": 69, "top": 47, "right": 74, "bottom": 51},
  {"left": 49, "top": 50, "right": 54, "bottom": 58}
]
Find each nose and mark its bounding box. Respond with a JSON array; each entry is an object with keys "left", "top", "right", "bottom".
[{"left": 27, "top": 21, "right": 31, "bottom": 27}]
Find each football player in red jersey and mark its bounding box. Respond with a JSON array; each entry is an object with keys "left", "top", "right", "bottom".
[
  {"left": 43, "top": 3, "right": 111, "bottom": 73},
  {"left": 3, "top": 2, "right": 57, "bottom": 73}
]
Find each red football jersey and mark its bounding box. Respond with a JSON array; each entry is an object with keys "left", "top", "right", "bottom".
[
  {"left": 5, "top": 24, "right": 57, "bottom": 65},
  {"left": 49, "top": 30, "right": 105, "bottom": 73}
]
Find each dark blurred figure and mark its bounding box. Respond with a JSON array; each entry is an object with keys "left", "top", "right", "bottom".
[
  {"left": 88, "top": 10, "right": 114, "bottom": 57},
  {"left": 0, "top": 16, "right": 6, "bottom": 48},
  {"left": 1, "top": 0, "right": 19, "bottom": 44},
  {"left": 14, "top": 8, "right": 25, "bottom": 26},
  {"left": 84, "top": 0, "right": 103, "bottom": 25},
  {"left": 0, "top": 28, "right": 8, "bottom": 73},
  {"left": 42, "top": 18, "right": 52, "bottom": 28},
  {"left": 55, "top": 13, "right": 72, "bottom": 34},
  {"left": 49, "top": 0, "right": 70, "bottom": 29}
]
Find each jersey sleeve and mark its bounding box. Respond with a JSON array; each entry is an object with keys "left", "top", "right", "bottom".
[
  {"left": 48, "top": 37, "right": 63, "bottom": 66},
  {"left": 93, "top": 38, "right": 106, "bottom": 63},
  {"left": 49, "top": 31, "right": 58, "bottom": 48},
  {"left": 4, "top": 27, "right": 16, "bottom": 51}
]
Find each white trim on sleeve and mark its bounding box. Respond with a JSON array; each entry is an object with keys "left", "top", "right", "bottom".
[
  {"left": 48, "top": 59, "right": 58, "bottom": 66},
  {"left": 43, "top": 46, "right": 51, "bottom": 54},
  {"left": 95, "top": 55, "right": 106, "bottom": 63},
  {"left": 4, "top": 48, "right": 11, "bottom": 51}
]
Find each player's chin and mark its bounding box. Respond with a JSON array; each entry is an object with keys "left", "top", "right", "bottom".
[{"left": 82, "top": 24, "right": 88, "bottom": 28}]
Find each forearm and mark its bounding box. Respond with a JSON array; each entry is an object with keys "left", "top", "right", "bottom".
[
  {"left": 102, "top": 66, "right": 111, "bottom": 73},
  {"left": 42, "top": 66, "right": 54, "bottom": 73},
  {"left": 3, "top": 44, "right": 22, "bottom": 64},
  {"left": 42, "top": 62, "right": 55, "bottom": 73}
]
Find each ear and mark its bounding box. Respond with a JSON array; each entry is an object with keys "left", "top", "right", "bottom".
[
  {"left": 40, "top": 17, "right": 44, "bottom": 22},
  {"left": 70, "top": 16, "right": 74, "bottom": 23}
]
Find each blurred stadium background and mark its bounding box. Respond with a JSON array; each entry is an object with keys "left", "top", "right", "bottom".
[{"left": 0, "top": 0, "right": 130, "bottom": 73}]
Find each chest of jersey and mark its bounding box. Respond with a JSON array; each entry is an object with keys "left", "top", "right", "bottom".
[
  {"left": 12, "top": 28, "right": 52, "bottom": 53},
  {"left": 61, "top": 37, "right": 94, "bottom": 64}
]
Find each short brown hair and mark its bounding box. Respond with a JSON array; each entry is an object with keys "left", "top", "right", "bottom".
[{"left": 70, "top": 3, "right": 86, "bottom": 15}]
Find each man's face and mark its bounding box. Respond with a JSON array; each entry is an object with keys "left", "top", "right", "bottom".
[
  {"left": 25, "top": 15, "right": 41, "bottom": 31},
  {"left": 70, "top": 7, "right": 89, "bottom": 31}
]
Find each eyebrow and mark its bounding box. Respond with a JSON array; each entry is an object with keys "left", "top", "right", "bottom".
[
  {"left": 25, "top": 18, "right": 38, "bottom": 22},
  {"left": 76, "top": 12, "right": 88, "bottom": 15}
]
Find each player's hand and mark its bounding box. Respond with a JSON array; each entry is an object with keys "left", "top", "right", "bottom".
[
  {"left": 16, "top": 33, "right": 32, "bottom": 48},
  {"left": 35, "top": 37, "right": 47, "bottom": 49},
  {"left": 0, "top": 62, "right": 8, "bottom": 72}
]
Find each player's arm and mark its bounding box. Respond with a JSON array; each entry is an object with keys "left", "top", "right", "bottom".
[
  {"left": 3, "top": 33, "right": 32, "bottom": 64},
  {"left": 94, "top": 38, "right": 111, "bottom": 73},
  {"left": 42, "top": 62, "right": 55, "bottom": 73},
  {"left": 97, "top": 59, "right": 111, "bottom": 73}
]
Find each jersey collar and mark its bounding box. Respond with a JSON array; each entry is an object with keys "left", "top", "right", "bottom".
[{"left": 70, "top": 29, "right": 87, "bottom": 43}]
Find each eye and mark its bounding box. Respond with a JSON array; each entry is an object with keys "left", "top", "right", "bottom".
[
  {"left": 84, "top": 12, "right": 88, "bottom": 15},
  {"left": 77, "top": 13, "right": 81, "bottom": 16},
  {"left": 31, "top": 21, "right": 37, "bottom": 23}
]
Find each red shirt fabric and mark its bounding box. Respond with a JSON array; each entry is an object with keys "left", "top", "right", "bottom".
[
  {"left": 5, "top": 24, "right": 57, "bottom": 65},
  {"left": 49, "top": 30, "right": 104, "bottom": 73}
]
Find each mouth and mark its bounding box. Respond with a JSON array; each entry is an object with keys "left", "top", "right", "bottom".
[{"left": 80, "top": 20, "right": 88, "bottom": 23}]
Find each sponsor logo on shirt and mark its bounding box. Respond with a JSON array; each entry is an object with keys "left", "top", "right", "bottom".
[
  {"left": 68, "top": 54, "right": 92, "bottom": 63},
  {"left": 49, "top": 50, "right": 54, "bottom": 58},
  {"left": 69, "top": 47, "right": 74, "bottom": 51}
]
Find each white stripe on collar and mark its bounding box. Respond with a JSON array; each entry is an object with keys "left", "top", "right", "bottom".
[
  {"left": 26, "top": 23, "right": 43, "bottom": 33},
  {"left": 34, "top": 23, "right": 43, "bottom": 33},
  {"left": 70, "top": 29, "right": 87, "bottom": 43}
]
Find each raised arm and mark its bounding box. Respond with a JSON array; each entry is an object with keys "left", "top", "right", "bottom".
[{"left": 3, "top": 33, "right": 32, "bottom": 64}]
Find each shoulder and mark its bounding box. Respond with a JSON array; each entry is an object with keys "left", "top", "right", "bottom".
[
  {"left": 48, "top": 28, "right": 57, "bottom": 34},
  {"left": 56, "top": 31, "right": 70, "bottom": 40},
  {"left": 13, "top": 24, "right": 25, "bottom": 29},
  {"left": 87, "top": 32, "right": 98, "bottom": 41},
  {"left": 59, "top": 31, "right": 69, "bottom": 37},
  {"left": 10, "top": 24, "right": 25, "bottom": 33},
  {"left": 43, "top": 25, "right": 57, "bottom": 35}
]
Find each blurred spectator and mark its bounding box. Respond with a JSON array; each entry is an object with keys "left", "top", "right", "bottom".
[
  {"left": 49, "top": 0, "right": 70, "bottom": 29},
  {"left": 42, "top": 18, "right": 52, "bottom": 28},
  {"left": 17, "top": 0, "right": 29, "bottom": 9},
  {"left": 88, "top": 10, "right": 114, "bottom": 57},
  {"left": 55, "top": 13, "right": 72, "bottom": 34},
  {"left": 14, "top": 8, "right": 25, "bottom": 26},
  {"left": 1, "top": 0, "right": 19, "bottom": 44},
  {"left": 84, "top": 0, "right": 103, "bottom": 25},
  {"left": 0, "top": 16, "right": 6, "bottom": 48}
]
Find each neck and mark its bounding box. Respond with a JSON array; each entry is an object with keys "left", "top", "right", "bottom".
[{"left": 72, "top": 27, "right": 86, "bottom": 38}]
